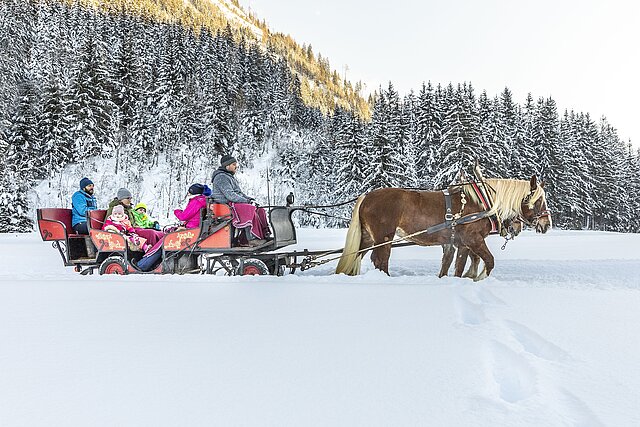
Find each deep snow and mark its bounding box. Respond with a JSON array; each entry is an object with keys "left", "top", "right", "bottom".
[{"left": 0, "top": 229, "right": 639, "bottom": 426}]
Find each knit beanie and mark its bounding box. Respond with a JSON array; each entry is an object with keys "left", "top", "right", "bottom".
[
  {"left": 112, "top": 205, "right": 125, "bottom": 215},
  {"left": 116, "top": 188, "right": 132, "bottom": 200},
  {"left": 134, "top": 202, "right": 147, "bottom": 211},
  {"left": 80, "top": 177, "right": 93, "bottom": 190},
  {"left": 220, "top": 154, "right": 237, "bottom": 167},
  {"left": 188, "top": 183, "right": 204, "bottom": 195}
]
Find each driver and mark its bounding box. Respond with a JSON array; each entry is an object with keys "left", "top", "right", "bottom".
[{"left": 211, "top": 154, "right": 271, "bottom": 246}]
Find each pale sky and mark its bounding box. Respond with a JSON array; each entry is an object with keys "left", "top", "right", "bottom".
[{"left": 245, "top": 0, "right": 639, "bottom": 146}]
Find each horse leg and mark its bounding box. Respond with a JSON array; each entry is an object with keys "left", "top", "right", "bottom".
[
  {"left": 370, "top": 233, "right": 394, "bottom": 275},
  {"left": 468, "top": 240, "right": 495, "bottom": 282},
  {"left": 462, "top": 249, "right": 481, "bottom": 279},
  {"left": 454, "top": 246, "right": 470, "bottom": 277},
  {"left": 439, "top": 244, "right": 455, "bottom": 277},
  {"left": 359, "top": 227, "right": 374, "bottom": 257}
]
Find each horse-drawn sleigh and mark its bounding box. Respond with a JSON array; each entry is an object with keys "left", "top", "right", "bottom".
[
  {"left": 37, "top": 169, "right": 551, "bottom": 279},
  {"left": 36, "top": 201, "right": 325, "bottom": 276}
]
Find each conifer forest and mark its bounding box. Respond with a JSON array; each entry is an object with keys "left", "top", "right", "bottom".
[{"left": 1, "top": 0, "right": 639, "bottom": 232}]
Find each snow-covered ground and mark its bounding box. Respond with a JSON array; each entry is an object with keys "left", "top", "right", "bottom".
[{"left": 1, "top": 229, "right": 639, "bottom": 426}]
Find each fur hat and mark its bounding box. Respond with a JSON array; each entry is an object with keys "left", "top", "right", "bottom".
[
  {"left": 220, "top": 154, "right": 237, "bottom": 167},
  {"left": 116, "top": 188, "right": 132, "bottom": 200},
  {"left": 112, "top": 205, "right": 125, "bottom": 215},
  {"left": 80, "top": 177, "right": 93, "bottom": 190}
]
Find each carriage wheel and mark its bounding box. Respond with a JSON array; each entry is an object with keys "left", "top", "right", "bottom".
[
  {"left": 237, "top": 258, "right": 270, "bottom": 276},
  {"left": 99, "top": 256, "right": 128, "bottom": 275}
]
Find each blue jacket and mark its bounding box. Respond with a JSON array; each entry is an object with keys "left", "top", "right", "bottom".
[
  {"left": 71, "top": 190, "right": 98, "bottom": 226},
  {"left": 211, "top": 167, "right": 252, "bottom": 204}
]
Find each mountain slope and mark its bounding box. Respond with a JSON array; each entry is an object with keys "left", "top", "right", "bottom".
[{"left": 68, "top": 0, "right": 370, "bottom": 117}]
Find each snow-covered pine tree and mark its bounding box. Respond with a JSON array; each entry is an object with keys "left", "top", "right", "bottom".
[
  {"left": 626, "top": 146, "right": 640, "bottom": 232},
  {"left": 38, "top": 71, "right": 71, "bottom": 177},
  {"left": 112, "top": 14, "right": 142, "bottom": 175},
  {"left": 476, "top": 90, "right": 501, "bottom": 177},
  {"left": 0, "top": 164, "right": 33, "bottom": 233},
  {"left": 532, "top": 97, "right": 560, "bottom": 212},
  {"left": 6, "top": 71, "right": 40, "bottom": 182},
  {"left": 365, "top": 83, "right": 406, "bottom": 189},
  {"left": 66, "top": 32, "right": 114, "bottom": 160},
  {"left": 400, "top": 90, "right": 418, "bottom": 188},
  {"left": 433, "top": 83, "right": 480, "bottom": 188},
  {"left": 497, "top": 87, "right": 519, "bottom": 176},
  {"left": 415, "top": 82, "right": 442, "bottom": 187},
  {"left": 553, "top": 110, "right": 592, "bottom": 228},
  {"left": 617, "top": 143, "right": 640, "bottom": 232},
  {"left": 514, "top": 93, "right": 540, "bottom": 179},
  {"left": 333, "top": 109, "right": 368, "bottom": 198}
]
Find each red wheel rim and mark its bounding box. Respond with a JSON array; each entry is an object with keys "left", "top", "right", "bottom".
[
  {"left": 105, "top": 263, "right": 125, "bottom": 275},
  {"left": 243, "top": 266, "right": 263, "bottom": 275}
]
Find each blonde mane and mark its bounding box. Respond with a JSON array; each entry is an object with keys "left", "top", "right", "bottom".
[{"left": 463, "top": 178, "right": 546, "bottom": 221}]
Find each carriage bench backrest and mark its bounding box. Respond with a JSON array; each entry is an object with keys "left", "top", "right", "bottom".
[
  {"left": 210, "top": 203, "right": 232, "bottom": 219},
  {"left": 37, "top": 208, "right": 80, "bottom": 241},
  {"left": 88, "top": 209, "right": 107, "bottom": 230}
]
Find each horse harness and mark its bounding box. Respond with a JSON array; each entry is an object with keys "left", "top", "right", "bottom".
[{"left": 442, "top": 187, "right": 495, "bottom": 245}]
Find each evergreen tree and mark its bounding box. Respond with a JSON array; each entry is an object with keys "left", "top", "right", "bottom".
[
  {"left": 6, "top": 71, "right": 40, "bottom": 181},
  {"left": 38, "top": 72, "right": 72, "bottom": 176},
  {"left": 66, "top": 33, "right": 114, "bottom": 160},
  {"left": 415, "top": 82, "right": 442, "bottom": 187},
  {"left": 515, "top": 93, "right": 540, "bottom": 178},
  {"left": 334, "top": 110, "right": 368, "bottom": 198},
  {"left": 366, "top": 85, "right": 405, "bottom": 189},
  {"left": 434, "top": 83, "right": 480, "bottom": 187}
]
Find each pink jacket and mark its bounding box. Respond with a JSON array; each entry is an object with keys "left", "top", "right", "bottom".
[
  {"left": 103, "top": 217, "right": 135, "bottom": 234},
  {"left": 174, "top": 195, "right": 207, "bottom": 229}
]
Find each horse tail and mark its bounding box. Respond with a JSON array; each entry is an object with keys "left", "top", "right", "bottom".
[{"left": 335, "top": 194, "right": 366, "bottom": 276}]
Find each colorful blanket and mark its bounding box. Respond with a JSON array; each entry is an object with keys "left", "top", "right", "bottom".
[{"left": 230, "top": 203, "right": 270, "bottom": 240}]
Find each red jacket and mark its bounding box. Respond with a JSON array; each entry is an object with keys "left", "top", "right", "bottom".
[{"left": 174, "top": 195, "right": 207, "bottom": 229}]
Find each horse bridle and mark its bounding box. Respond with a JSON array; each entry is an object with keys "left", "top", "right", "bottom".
[{"left": 520, "top": 190, "right": 551, "bottom": 227}]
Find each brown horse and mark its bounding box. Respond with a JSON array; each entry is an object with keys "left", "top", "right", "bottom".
[
  {"left": 335, "top": 176, "right": 551, "bottom": 280},
  {"left": 438, "top": 218, "right": 523, "bottom": 279}
]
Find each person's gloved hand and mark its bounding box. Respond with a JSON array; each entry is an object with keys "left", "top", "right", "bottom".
[{"left": 153, "top": 221, "right": 161, "bottom": 231}]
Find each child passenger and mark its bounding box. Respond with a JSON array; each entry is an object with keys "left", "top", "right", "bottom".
[
  {"left": 132, "top": 203, "right": 161, "bottom": 230},
  {"left": 103, "top": 205, "right": 151, "bottom": 252}
]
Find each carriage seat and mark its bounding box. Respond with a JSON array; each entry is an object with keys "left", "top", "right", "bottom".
[
  {"left": 209, "top": 202, "right": 233, "bottom": 222},
  {"left": 37, "top": 208, "right": 86, "bottom": 241},
  {"left": 208, "top": 203, "right": 235, "bottom": 235},
  {"left": 88, "top": 209, "right": 107, "bottom": 230}
]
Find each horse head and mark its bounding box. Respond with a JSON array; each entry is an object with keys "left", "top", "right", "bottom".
[{"left": 520, "top": 176, "right": 552, "bottom": 233}]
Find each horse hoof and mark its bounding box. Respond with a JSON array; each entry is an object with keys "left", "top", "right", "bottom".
[{"left": 473, "top": 272, "right": 488, "bottom": 282}]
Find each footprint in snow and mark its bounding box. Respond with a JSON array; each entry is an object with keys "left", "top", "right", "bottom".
[
  {"left": 490, "top": 340, "right": 537, "bottom": 403},
  {"left": 456, "top": 295, "right": 488, "bottom": 325},
  {"left": 505, "top": 320, "right": 571, "bottom": 362},
  {"left": 558, "top": 389, "right": 605, "bottom": 427},
  {"left": 474, "top": 286, "right": 506, "bottom": 306}
]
